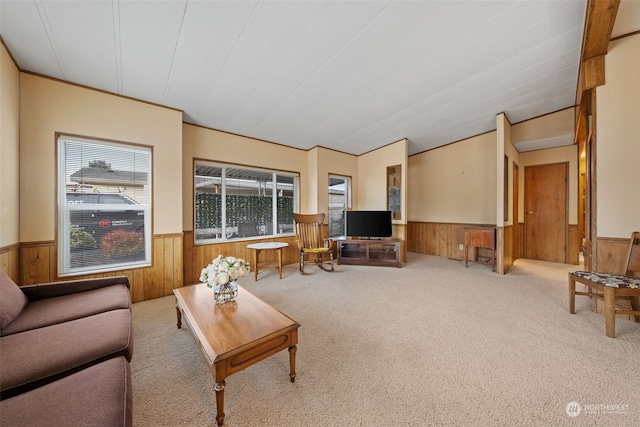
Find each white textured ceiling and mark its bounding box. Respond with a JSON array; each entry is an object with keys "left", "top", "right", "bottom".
[{"left": 0, "top": 0, "right": 601, "bottom": 155}]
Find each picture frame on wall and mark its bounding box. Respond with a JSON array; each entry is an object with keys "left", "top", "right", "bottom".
[{"left": 387, "top": 164, "right": 401, "bottom": 220}]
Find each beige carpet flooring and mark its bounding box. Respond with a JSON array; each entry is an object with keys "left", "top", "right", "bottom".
[{"left": 131, "top": 253, "right": 639, "bottom": 426}]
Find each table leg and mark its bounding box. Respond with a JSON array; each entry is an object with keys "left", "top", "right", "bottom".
[
  {"left": 604, "top": 286, "right": 616, "bottom": 338},
  {"left": 176, "top": 306, "right": 182, "bottom": 329},
  {"left": 568, "top": 274, "right": 576, "bottom": 314},
  {"left": 277, "top": 248, "right": 283, "bottom": 279},
  {"left": 214, "top": 380, "right": 226, "bottom": 426},
  {"left": 253, "top": 249, "right": 259, "bottom": 281},
  {"left": 464, "top": 246, "right": 468, "bottom": 267},
  {"left": 288, "top": 345, "right": 297, "bottom": 382}
]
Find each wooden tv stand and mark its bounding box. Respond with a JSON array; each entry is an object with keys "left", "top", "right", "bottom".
[{"left": 337, "top": 239, "right": 401, "bottom": 267}]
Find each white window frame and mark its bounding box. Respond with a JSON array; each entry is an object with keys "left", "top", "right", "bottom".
[
  {"left": 57, "top": 135, "right": 152, "bottom": 276},
  {"left": 328, "top": 174, "right": 352, "bottom": 238},
  {"left": 194, "top": 161, "right": 299, "bottom": 244}
]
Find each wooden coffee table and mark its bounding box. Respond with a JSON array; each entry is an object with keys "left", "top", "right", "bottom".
[{"left": 174, "top": 284, "right": 300, "bottom": 426}]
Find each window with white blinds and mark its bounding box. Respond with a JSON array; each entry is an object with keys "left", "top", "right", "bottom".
[{"left": 57, "top": 135, "right": 152, "bottom": 276}]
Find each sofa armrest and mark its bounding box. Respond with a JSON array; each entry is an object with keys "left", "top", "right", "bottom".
[{"left": 21, "top": 276, "right": 130, "bottom": 301}]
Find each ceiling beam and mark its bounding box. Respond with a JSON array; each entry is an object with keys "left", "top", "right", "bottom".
[
  {"left": 574, "top": 0, "right": 620, "bottom": 145},
  {"left": 575, "top": 0, "right": 620, "bottom": 105}
]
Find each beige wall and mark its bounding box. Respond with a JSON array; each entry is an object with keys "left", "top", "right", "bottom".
[
  {"left": 501, "top": 115, "right": 520, "bottom": 227},
  {"left": 408, "top": 132, "right": 497, "bottom": 224},
  {"left": 306, "top": 147, "right": 319, "bottom": 214},
  {"left": 19, "top": 74, "right": 183, "bottom": 241},
  {"left": 357, "top": 139, "right": 408, "bottom": 222},
  {"left": 519, "top": 145, "right": 578, "bottom": 224},
  {"left": 512, "top": 107, "right": 575, "bottom": 143},
  {"left": 182, "top": 124, "right": 308, "bottom": 229},
  {"left": 497, "top": 114, "right": 511, "bottom": 225},
  {"left": 596, "top": 33, "right": 640, "bottom": 238},
  {"left": 315, "top": 147, "right": 358, "bottom": 217},
  {"left": 0, "top": 44, "right": 20, "bottom": 247}
]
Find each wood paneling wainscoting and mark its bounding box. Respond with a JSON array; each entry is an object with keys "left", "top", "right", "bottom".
[
  {"left": 183, "top": 226, "right": 407, "bottom": 285},
  {"left": 0, "top": 243, "right": 20, "bottom": 283},
  {"left": 568, "top": 225, "right": 580, "bottom": 265},
  {"left": 501, "top": 225, "right": 513, "bottom": 273},
  {"left": 183, "top": 231, "right": 299, "bottom": 286},
  {"left": 14, "top": 234, "right": 183, "bottom": 303},
  {"left": 392, "top": 223, "right": 407, "bottom": 263},
  {"left": 408, "top": 222, "right": 579, "bottom": 270},
  {"left": 6, "top": 228, "right": 409, "bottom": 301},
  {"left": 406, "top": 222, "right": 495, "bottom": 261}
]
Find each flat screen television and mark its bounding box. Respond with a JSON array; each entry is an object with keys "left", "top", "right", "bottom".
[{"left": 346, "top": 210, "right": 392, "bottom": 239}]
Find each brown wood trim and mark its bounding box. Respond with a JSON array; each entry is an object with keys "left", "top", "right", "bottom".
[
  {"left": 193, "top": 157, "right": 301, "bottom": 178},
  {"left": 20, "top": 70, "right": 183, "bottom": 113},
  {"left": 409, "top": 130, "right": 496, "bottom": 157},
  {"left": 575, "top": 0, "right": 620, "bottom": 105},
  {"left": 590, "top": 89, "right": 598, "bottom": 269},
  {"left": 568, "top": 224, "right": 580, "bottom": 265},
  {"left": 583, "top": 55, "right": 606, "bottom": 90},
  {"left": 596, "top": 236, "right": 628, "bottom": 245},
  {"left": 511, "top": 106, "right": 577, "bottom": 127},
  {"left": 0, "top": 243, "right": 20, "bottom": 254},
  {"left": 0, "top": 36, "right": 20, "bottom": 69},
  {"left": 185, "top": 122, "right": 308, "bottom": 153},
  {"left": 357, "top": 138, "right": 407, "bottom": 157},
  {"left": 582, "top": 0, "right": 620, "bottom": 60},
  {"left": 155, "top": 232, "right": 184, "bottom": 239},
  {"left": 610, "top": 29, "right": 640, "bottom": 42},
  {"left": 19, "top": 240, "right": 56, "bottom": 248}
]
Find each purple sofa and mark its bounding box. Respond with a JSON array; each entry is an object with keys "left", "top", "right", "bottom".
[{"left": 0, "top": 269, "right": 133, "bottom": 426}]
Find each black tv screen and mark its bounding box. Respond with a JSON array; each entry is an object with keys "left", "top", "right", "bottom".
[{"left": 346, "top": 210, "right": 392, "bottom": 238}]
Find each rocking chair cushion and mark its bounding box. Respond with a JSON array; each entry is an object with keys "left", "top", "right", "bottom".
[
  {"left": 571, "top": 271, "right": 640, "bottom": 289},
  {"left": 302, "top": 247, "right": 330, "bottom": 254}
]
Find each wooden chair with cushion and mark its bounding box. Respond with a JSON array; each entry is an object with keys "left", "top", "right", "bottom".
[
  {"left": 293, "top": 213, "right": 334, "bottom": 274},
  {"left": 569, "top": 231, "right": 640, "bottom": 338}
]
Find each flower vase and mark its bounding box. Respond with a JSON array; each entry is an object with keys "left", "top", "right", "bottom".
[{"left": 213, "top": 280, "right": 238, "bottom": 304}]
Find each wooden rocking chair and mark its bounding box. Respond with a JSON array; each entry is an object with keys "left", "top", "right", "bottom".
[
  {"left": 569, "top": 231, "right": 640, "bottom": 337},
  {"left": 293, "top": 213, "right": 334, "bottom": 274}
]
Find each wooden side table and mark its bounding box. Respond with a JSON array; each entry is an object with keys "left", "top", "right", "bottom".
[
  {"left": 464, "top": 227, "right": 496, "bottom": 271},
  {"left": 247, "top": 242, "right": 288, "bottom": 280}
]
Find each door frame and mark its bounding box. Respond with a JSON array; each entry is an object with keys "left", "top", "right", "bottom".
[{"left": 512, "top": 161, "right": 519, "bottom": 261}]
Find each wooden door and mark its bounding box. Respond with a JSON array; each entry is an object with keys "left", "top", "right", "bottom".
[{"left": 525, "top": 163, "right": 568, "bottom": 263}]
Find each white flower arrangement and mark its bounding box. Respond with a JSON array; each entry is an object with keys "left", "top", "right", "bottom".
[{"left": 200, "top": 254, "right": 250, "bottom": 288}]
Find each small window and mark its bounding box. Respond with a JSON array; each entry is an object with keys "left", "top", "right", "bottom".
[
  {"left": 328, "top": 175, "right": 351, "bottom": 238},
  {"left": 194, "top": 162, "right": 299, "bottom": 243},
  {"left": 57, "top": 135, "right": 152, "bottom": 276}
]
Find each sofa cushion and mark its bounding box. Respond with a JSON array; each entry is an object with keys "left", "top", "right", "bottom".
[
  {"left": 1, "top": 283, "right": 131, "bottom": 336},
  {"left": 0, "top": 309, "right": 133, "bottom": 396},
  {"left": 0, "top": 270, "right": 28, "bottom": 333},
  {"left": 0, "top": 356, "right": 132, "bottom": 427}
]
